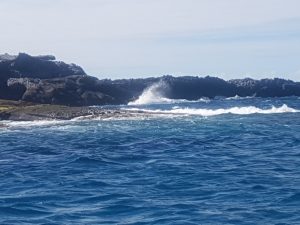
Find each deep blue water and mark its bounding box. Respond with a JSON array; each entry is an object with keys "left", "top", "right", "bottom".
[{"left": 1, "top": 97, "right": 300, "bottom": 224}]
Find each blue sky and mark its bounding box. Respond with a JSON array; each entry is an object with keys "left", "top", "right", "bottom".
[{"left": 1, "top": 0, "right": 300, "bottom": 80}]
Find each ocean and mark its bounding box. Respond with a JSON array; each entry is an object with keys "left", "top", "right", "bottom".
[{"left": 1, "top": 96, "right": 300, "bottom": 224}]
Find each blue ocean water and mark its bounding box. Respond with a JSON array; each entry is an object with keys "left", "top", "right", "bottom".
[{"left": 1, "top": 97, "right": 300, "bottom": 224}]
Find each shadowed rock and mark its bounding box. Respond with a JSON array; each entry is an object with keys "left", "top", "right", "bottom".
[
  {"left": 0, "top": 53, "right": 86, "bottom": 100},
  {"left": 0, "top": 53, "right": 85, "bottom": 79},
  {"left": 1, "top": 53, "right": 300, "bottom": 107},
  {"left": 229, "top": 78, "right": 300, "bottom": 97},
  {"left": 7, "top": 76, "right": 114, "bottom": 106}
]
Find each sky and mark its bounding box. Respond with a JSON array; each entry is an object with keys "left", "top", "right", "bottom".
[{"left": 0, "top": 0, "right": 300, "bottom": 80}]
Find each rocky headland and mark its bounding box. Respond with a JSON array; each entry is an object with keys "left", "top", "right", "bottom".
[{"left": 0, "top": 53, "right": 300, "bottom": 121}]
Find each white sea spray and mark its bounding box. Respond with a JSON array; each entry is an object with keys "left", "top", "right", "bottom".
[{"left": 125, "top": 104, "right": 299, "bottom": 117}]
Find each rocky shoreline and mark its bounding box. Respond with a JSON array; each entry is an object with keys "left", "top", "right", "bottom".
[
  {"left": 0, "top": 100, "right": 147, "bottom": 122},
  {"left": 1, "top": 52, "right": 300, "bottom": 121}
]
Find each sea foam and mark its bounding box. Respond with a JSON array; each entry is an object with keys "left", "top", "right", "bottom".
[
  {"left": 125, "top": 104, "right": 299, "bottom": 117},
  {"left": 225, "top": 95, "right": 255, "bottom": 100},
  {"left": 0, "top": 120, "right": 69, "bottom": 128}
]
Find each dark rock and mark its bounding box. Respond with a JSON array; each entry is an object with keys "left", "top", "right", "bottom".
[
  {"left": 0, "top": 111, "right": 11, "bottom": 120},
  {"left": 228, "top": 78, "right": 300, "bottom": 97},
  {"left": 10, "top": 53, "right": 85, "bottom": 78},
  {"left": 7, "top": 76, "right": 114, "bottom": 106},
  {"left": 161, "top": 76, "right": 237, "bottom": 99},
  {"left": 1, "top": 53, "right": 300, "bottom": 106},
  {"left": 0, "top": 53, "right": 85, "bottom": 100},
  {"left": 5, "top": 74, "right": 300, "bottom": 106}
]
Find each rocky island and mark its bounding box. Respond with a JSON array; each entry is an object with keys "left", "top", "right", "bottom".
[{"left": 0, "top": 53, "right": 300, "bottom": 121}]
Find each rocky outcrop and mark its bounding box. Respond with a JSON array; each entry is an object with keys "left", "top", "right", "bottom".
[
  {"left": 7, "top": 76, "right": 115, "bottom": 106},
  {"left": 1, "top": 53, "right": 300, "bottom": 106},
  {"left": 0, "top": 53, "right": 86, "bottom": 100},
  {"left": 160, "top": 76, "right": 237, "bottom": 99},
  {"left": 0, "top": 53, "right": 85, "bottom": 79},
  {"left": 4, "top": 74, "right": 300, "bottom": 106},
  {"left": 228, "top": 78, "right": 300, "bottom": 97},
  {"left": 0, "top": 100, "right": 155, "bottom": 121}
]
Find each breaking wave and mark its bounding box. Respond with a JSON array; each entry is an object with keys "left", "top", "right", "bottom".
[
  {"left": 225, "top": 95, "right": 256, "bottom": 100},
  {"left": 1, "top": 120, "right": 67, "bottom": 127},
  {"left": 128, "top": 81, "right": 171, "bottom": 105},
  {"left": 128, "top": 81, "right": 209, "bottom": 105},
  {"left": 125, "top": 104, "right": 299, "bottom": 117}
]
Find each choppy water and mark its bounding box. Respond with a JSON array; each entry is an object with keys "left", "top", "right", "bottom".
[{"left": 1, "top": 97, "right": 300, "bottom": 224}]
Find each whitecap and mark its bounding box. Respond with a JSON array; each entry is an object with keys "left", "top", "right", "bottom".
[
  {"left": 1, "top": 120, "right": 68, "bottom": 128},
  {"left": 125, "top": 104, "right": 299, "bottom": 117},
  {"left": 225, "top": 95, "right": 255, "bottom": 100}
]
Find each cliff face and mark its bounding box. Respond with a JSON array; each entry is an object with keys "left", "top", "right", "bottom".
[
  {"left": 7, "top": 76, "right": 114, "bottom": 106},
  {"left": 6, "top": 76, "right": 155, "bottom": 106},
  {"left": 0, "top": 53, "right": 86, "bottom": 101},
  {"left": 1, "top": 53, "right": 300, "bottom": 106}
]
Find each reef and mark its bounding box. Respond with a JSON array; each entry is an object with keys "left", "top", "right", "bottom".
[{"left": 0, "top": 100, "right": 152, "bottom": 121}]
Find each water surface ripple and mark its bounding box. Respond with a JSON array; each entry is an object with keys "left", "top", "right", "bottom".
[{"left": 1, "top": 97, "right": 300, "bottom": 224}]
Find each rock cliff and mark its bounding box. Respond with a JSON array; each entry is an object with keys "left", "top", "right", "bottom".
[{"left": 1, "top": 53, "right": 300, "bottom": 106}]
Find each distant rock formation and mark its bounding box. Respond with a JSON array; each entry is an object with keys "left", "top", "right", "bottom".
[
  {"left": 1, "top": 53, "right": 300, "bottom": 106},
  {"left": 0, "top": 53, "right": 85, "bottom": 79},
  {"left": 228, "top": 78, "right": 300, "bottom": 97},
  {"left": 0, "top": 53, "right": 86, "bottom": 100},
  {"left": 6, "top": 76, "right": 158, "bottom": 106}
]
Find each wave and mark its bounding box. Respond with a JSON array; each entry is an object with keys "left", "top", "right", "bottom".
[
  {"left": 225, "top": 95, "right": 255, "bottom": 100},
  {"left": 128, "top": 80, "right": 168, "bottom": 105},
  {"left": 125, "top": 104, "right": 299, "bottom": 117},
  {"left": 128, "top": 81, "right": 210, "bottom": 105},
  {"left": 0, "top": 120, "right": 69, "bottom": 129},
  {"left": 129, "top": 97, "right": 210, "bottom": 105}
]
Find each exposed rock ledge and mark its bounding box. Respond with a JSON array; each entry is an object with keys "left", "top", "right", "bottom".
[{"left": 0, "top": 100, "right": 148, "bottom": 121}]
